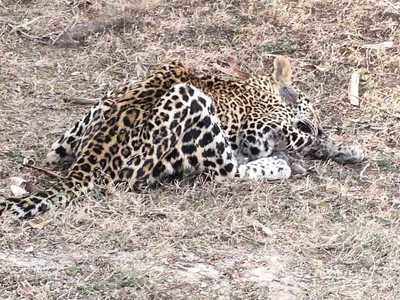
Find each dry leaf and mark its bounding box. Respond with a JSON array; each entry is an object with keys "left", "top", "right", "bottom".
[
  {"left": 10, "top": 185, "right": 29, "bottom": 197},
  {"left": 362, "top": 41, "right": 394, "bottom": 50},
  {"left": 349, "top": 71, "right": 360, "bottom": 106}
]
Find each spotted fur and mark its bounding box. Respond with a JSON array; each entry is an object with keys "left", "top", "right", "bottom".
[{"left": 1, "top": 58, "right": 364, "bottom": 219}]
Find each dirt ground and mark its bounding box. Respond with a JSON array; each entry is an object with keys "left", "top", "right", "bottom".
[{"left": 0, "top": 0, "right": 399, "bottom": 299}]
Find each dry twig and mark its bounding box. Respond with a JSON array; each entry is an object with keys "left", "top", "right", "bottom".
[
  {"left": 214, "top": 56, "right": 250, "bottom": 80},
  {"left": 64, "top": 98, "right": 98, "bottom": 105},
  {"left": 22, "top": 163, "right": 64, "bottom": 179}
]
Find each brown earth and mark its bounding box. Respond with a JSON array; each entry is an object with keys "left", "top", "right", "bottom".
[{"left": 1, "top": 0, "right": 399, "bottom": 298}]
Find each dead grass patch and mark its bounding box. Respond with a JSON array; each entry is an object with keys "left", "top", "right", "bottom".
[{"left": 1, "top": 0, "right": 399, "bottom": 298}]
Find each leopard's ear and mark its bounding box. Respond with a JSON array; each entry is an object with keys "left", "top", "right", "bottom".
[
  {"left": 279, "top": 86, "right": 298, "bottom": 106},
  {"left": 273, "top": 56, "right": 292, "bottom": 85}
]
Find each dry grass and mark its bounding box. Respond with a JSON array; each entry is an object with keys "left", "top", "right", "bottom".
[{"left": 1, "top": 0, "right": 400, "bottom": 298}]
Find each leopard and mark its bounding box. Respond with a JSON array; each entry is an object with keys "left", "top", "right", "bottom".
[
  {"left": 47, "top": 56, "right": 360, "bottom": 168},
  {"left": 0, "top": 57, "right": 365, "bottom": 219},
  {"left": 46, "top": 56, "right": 322, "bottom": 167}
]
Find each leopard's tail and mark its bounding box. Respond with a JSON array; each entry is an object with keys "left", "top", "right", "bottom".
[{"left": 0, "top": 178, "right": 89, "bottom": 219}]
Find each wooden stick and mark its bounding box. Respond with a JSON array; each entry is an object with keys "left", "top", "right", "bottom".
[
  {"left": 214, "top": 56, "right": 250, "bottom": 80},
  {"left": 64, "top": 98, "right": 98, "bottom": 105},
  {"left": 22, "top": 163, "right": 64, "bottom": 179}
]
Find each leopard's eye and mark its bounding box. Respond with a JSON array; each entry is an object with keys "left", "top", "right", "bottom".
[{"left": 296, "top": 121, "right": 313, "bottom": 133}]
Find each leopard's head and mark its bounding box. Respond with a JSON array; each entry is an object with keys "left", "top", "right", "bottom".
[{"left": 273, "top": 56, "right": 324, "bottom": 138}]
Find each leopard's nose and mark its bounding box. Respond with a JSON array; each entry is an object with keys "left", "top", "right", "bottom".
[{"left": 317, "top": 127, "right": 327, "bottom": 138}]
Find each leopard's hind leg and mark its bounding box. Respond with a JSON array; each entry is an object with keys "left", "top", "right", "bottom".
[
  {"left": 46, "top": 101, "right": 104, "bottom": 165},
  {"left": 118, "top": 83, "right": 240, "bottom": 187}
]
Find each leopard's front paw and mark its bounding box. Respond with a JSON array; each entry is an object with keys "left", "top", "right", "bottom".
[{"left": 332, "top": 144, "right": 366, "bottom": 164}]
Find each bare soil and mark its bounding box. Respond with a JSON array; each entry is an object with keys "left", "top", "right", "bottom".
[{"left": 0, "top": 0, "right": 399, "bottom": 298}]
